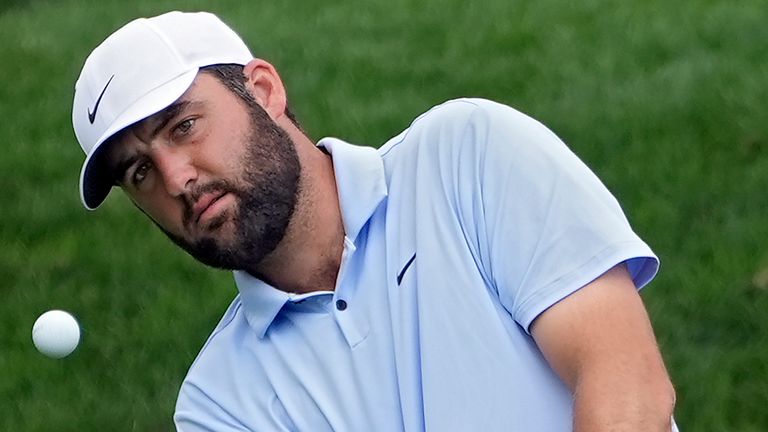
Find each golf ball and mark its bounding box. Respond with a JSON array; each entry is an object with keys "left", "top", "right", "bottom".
[{"left": 32, "top": 310, "right": 81, "bottom": 359}]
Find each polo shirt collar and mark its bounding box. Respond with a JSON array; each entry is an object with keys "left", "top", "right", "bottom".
[
  {"left": 317, "top": 137, "right": 388, "bottom": 243},
  {"left": 234, "top": 138, "right": 387, "bottom": 337},
  {"left": 233, "top": 271, "right": 289, "bottom": 338}
]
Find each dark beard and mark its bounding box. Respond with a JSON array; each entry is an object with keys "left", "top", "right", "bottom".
[{"left": 160, "top": 103, "right": 301, "bottom": 271}]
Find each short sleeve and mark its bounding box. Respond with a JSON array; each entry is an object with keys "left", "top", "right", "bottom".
[
  {"left": 456, "top": 99, "right": 659, "bottom": 332},
  {"left": 174, "top": 382, "right": 250, "bottom": 432}
]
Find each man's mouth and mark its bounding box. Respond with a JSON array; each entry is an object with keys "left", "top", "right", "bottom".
[{"left": 191, "top": 191, "right": 229, "bottom": 228}]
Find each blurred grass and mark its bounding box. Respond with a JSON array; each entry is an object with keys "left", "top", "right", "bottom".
[{"left": 1, "top": 0, "right": 766, "bottom": 430}]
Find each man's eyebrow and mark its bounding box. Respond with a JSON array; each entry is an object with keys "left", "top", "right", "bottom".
[{"left": 147, "top": 100, "right": 191, "bottom": 141}]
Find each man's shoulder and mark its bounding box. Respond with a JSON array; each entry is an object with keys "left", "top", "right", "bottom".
[
  {"left": 173, "top": 295, "right": 256, "bottom": 423},
  {"left": 378, "top": 97, "right": 533, "bottom": 159},
  {"left": 406, "top": 97, "right": 519, "bottom": 127},
  {"left": 177, "top": 295, "right": 245, "bottom": 390}
]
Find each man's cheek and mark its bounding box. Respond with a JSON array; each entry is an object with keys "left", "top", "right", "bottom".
[{"left": 148, "top": 204, "right": 186, "bottom": 237}]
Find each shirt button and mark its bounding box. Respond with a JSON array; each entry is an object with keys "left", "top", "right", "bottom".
[{"left": 335, "top": 299, "right": 347, "bottom": 311}]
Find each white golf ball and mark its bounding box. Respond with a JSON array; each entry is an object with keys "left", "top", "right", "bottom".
[{"left": 32, "top": 310, "right": 81, "bottom": 359}]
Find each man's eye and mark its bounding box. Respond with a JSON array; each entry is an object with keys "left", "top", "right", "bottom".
[
  {"left": 132, "top": 162, "right": 152, "bottom": 186},
  {"left": 173, "top": 118, "right": 195, "bottom": 136}
]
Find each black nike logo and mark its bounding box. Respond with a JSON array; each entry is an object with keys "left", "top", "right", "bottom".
[
  {"left": 396, "top": 253, "right": 416, "bottom": 286},
  {"left": 87, "top": 75, "right": 115, "bottom": 124}
]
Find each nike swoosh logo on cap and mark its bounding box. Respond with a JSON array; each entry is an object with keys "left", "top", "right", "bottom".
[{"left": 87, "top": 75, "right": 115, "bottom": 124}]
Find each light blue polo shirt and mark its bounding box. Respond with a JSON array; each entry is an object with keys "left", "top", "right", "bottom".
[{"left": 174, "top": 98, "right": 659, "bottom": 431}]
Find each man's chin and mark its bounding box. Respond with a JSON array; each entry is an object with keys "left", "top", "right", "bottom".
[
  {"left": 198, "top": 211, "right": 233, "bottom": 234},
  {"left": 161, "top": 223, "right": 241, "bottom": 270},
  {"left": 185, "top": 234, "right": 243, "bottom": 270},
  {"left": 191, "top": 224, "right": 238, "bottom": 256}
]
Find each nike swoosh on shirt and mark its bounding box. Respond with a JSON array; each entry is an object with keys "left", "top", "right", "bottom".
[
  {"left": 396, "top": 253, "right": 417, "bottom": 286},
  {"left": 87, "top": 75, "right": 115, "bottom": 124}
]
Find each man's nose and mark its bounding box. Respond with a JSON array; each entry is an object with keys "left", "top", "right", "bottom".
[{"left": 154, "top": 147, "right": 197, "bottom": 196}]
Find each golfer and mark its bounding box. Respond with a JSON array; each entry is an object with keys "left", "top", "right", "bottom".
[{"left": 72, "top": 11, "right": 678, "bottom": 431}]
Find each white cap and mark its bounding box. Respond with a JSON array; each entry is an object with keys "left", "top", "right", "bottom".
[{"left": 72, "top": 11, "right": 253, "bottom": 209}]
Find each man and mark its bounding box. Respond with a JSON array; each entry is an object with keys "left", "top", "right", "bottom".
[{"left": 72, "top": 11, "right": 677, "bottom": 431}]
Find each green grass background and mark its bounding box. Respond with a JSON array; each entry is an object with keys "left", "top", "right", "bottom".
[{"left": 1, "top": 0, "right": 766, "bottom": 430}]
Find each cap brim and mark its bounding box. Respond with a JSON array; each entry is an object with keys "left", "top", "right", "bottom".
[{"left": 79, "top": 69, "right": 199, "bottom": 210}]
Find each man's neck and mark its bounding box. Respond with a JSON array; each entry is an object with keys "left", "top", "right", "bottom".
[{"left": 249, "top": 137, "right": 345, "bottom": 294}]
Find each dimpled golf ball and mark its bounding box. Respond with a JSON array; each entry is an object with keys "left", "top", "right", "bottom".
[{"left": 32, "top": 310, "right": 81, "bottom": 359}]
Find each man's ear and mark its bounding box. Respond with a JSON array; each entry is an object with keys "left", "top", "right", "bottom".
[{"left": 242, "top": 58, "right": 288, "bottom": 121}]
